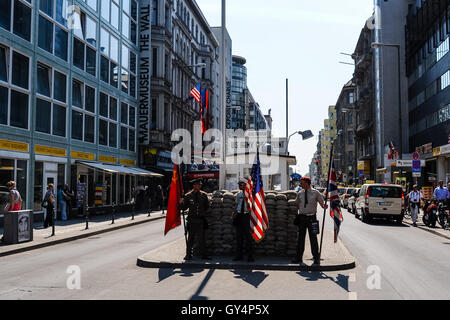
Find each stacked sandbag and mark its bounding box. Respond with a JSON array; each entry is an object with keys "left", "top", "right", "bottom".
[
  {"left": 272, "top": 193, "right": 289, "bottom": 256},
  {"left": 287, "top": 195, "right": 299, "bottom": 257},
  {"left": 207, "top": 191, "right": 224, "bottom": 255},
  {"left": 220, "top": 192, "right": 236, "bottom": 255},
  {"left": 254, "top": 192, "right": 276, "bottom": 256}
]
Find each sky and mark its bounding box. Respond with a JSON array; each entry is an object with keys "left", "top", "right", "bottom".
[{"left": 195, "top": 0, "right": 375, "bottom": 176}]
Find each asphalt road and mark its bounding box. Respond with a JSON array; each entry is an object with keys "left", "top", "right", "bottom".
[
  {"left": 339, "top": 207, "right": 450, "bottom": 300},
  {"left": 0, "top": 209, "right": 449, "bottom": 300}
]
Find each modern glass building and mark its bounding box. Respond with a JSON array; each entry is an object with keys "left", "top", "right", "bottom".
[
  {"left": 0, "top": 0, "right": 155, "bottom": 216},
  {"left": 229, "top": 55, "right": 246, "bottom": 130},
  {"left": 406, "top": 0, "right": 450, "bottom": 183}
]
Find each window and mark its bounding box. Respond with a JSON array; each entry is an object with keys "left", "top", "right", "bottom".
[
  {"left": 152, "top": 0, "right": 158, "bottom": 26},
  {"left": 130, "top": 1, "right": 138, "bottom": 44},
  {"left": 71, "top": 79, "right": 96, "bottom": 143},
  {"left": 0, "top": 159, "right": 27, "bottom": 207},
  {"left": 38, "top": 0, "right": 69, "bottom": 61},
  {"left": 119, "top": 102, "right": 136, "bottom": 151},
  {"left": 98, "top": 92, "right": 119, "bottom": 148},
  {"left": 349, "top": 92, "right": 354, "bottom": 104},
  {"left": 111, "top": 2, "right": 119, "bottom": 29},
  {"left": 348, "top": 131, "right": 354, "bottom": 145},
  {"left": 0, "top": 46, "right": 30, "bottom": 130},
  {"left": 440, "top": 70, "right": 450, "bottom": 91},
  {"left": 13, "top": 0, "right": 32, "bottom": 41},
  {"left": 35, "top": 63, "right": 67, "bottom": 137},
  {"left": 100, "top": 30, "right": 120, "bottom": 87},
  {"left": 101, "top": 0, "right": 110, "bottom": 21},
  {"left": 73, "top": 9, "right": 97, "bottom": 75}
]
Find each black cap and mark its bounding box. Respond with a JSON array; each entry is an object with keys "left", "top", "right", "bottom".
[
  {"left": 238, "top": 178, "right": 247, "bottom": 185},
  {"left": 191, "top": 179, "right": 203, "bottom": 185}
]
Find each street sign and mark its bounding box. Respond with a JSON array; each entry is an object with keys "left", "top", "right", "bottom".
[
  {"left": 412, "top": 152, "right": 420, "bottom": 160},
  {"left": 412, "top": 160, "right": 421, "bottom": 177},
  {"left": 396, "top": 160, "right": 425, "bottom": 167}
]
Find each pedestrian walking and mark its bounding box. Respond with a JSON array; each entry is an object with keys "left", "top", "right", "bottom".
[
  {"left": 408, "top": 185, "right": 423, "bottom": 227},
  {"left": 156, "top": 185, "right": 165, "bottom": 214},
  {"left": 292, "top": 177, "right": 328, "bottom": 266},
  {"left": 6, "top": 181, "right": 22, "bottom": 211},
  {"left": 43, "top": 184, "right": 55, "bottom": 228},
  {"left": 63, "top": 184, "right": 75, "bottom": 220},
  {"left": 231, "top": 179, "right": 254, "bottom": 262},
  {"left": 57, "top": 185, "right": 67, "bottom": 221},
  {"left": 179, "top": 179, "right": 211, "bottom": 260}
]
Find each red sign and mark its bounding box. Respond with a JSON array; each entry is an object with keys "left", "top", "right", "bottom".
[
  {"left": 412, "top": 152, "right": 420, "bottom": 160},
  {"left": 186, "top": 172, "right": 219, "bottom": 179}
]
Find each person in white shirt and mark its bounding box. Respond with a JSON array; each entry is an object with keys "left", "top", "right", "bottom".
[{"left": 408, "top": 185, "right": 423, "bottom": 227}]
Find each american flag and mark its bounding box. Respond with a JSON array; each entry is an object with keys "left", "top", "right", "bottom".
[
  {"left": 245, "top": 150, "right": 269, "bottom": 242},
  {"left": 328, "top": 161, "right": 343, "bottom": 243},
  {"left": 190, "top": 82, "right": 201, "bottom": 103}
]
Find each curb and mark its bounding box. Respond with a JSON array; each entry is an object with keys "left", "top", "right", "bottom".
[
  {"left": 136, "top": 258, "right": 356, "bottom": 272},
  {"left": 0, "top": 215, "right": 166, "bottom": 257},
  {"left": 402, "top": 218, "right": 450, "bottom": 240}
]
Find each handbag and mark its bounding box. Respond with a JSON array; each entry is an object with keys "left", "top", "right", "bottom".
[
  {"left": 41, "top": 200, "right": 48, "bottom": 208},
  {"left": 310, "top": 220, "right": 320, "bottom": 235}
]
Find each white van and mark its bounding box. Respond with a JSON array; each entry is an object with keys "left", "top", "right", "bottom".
[{"left": 355, "top": 184, "right": 405, "bottom": 224}]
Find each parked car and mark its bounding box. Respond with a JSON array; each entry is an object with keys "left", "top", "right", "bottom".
[
  {"left": 341, "top": 187, "right": 355, "bottom": 208},
  {"left": 347, "top": 188, "right": 360, "bottom": 214},
  {"left": 355, "top": 184, "right": 405, "bottom": 224},
  {"left": 0, "top": 186, "right": 10, "bottom": 214}
]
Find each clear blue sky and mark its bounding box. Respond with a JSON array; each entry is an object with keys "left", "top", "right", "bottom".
[{"left": 196, "top": 0, "right": 374, "bottom": 176}]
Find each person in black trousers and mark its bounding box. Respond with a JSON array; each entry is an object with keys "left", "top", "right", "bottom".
[
  {"left": 43, "top": 184, "right": 55, "bottom": 228},
  {"left": 292, "top": 177, "right": 328, "bottom": 266},
  {"left": 232, "top": 179, "right": 254, "bottom": 262}
]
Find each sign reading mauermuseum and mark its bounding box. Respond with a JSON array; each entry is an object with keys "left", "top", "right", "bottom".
[{"left": 138, "top": 1, "right": 151, "bottom": 145}]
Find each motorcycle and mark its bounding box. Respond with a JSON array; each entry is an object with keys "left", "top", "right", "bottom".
[
  {"left": 423, "top": 198, "right": 439, "bottom": 228},
  {"left": 437, "top": 200, "right": 448, "bottom": 229}
]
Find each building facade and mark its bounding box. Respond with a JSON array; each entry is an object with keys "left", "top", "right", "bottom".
[
  {"left": 144, "top": 0, "right": 219, "bottom": 177},
  {"left": 335, "top": 79, "right": 357, "bottom": 185},
  {"left": 0, "top": 0, "right": 158, "bottom": 215},
  {"left": 406, "top": 0, "right": 450, "bottom": 184}
]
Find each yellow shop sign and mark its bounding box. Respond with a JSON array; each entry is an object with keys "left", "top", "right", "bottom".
[
  {"left": 99, "top": 155, "right": 117, "bottom": 164},
  {"left": 120, "top": 158, "right": 136, "bottom": 166},
  {"left": 35, "top": 145, "right": 66, "bottom": 157},
  {"left": 0, "top": 139, "right": 29, "bottom": 152},
  {"left": 71, "top": 151, "right": 95, "bottom": 161}
]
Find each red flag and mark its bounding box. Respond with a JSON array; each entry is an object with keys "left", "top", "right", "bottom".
[{"left": 164, "top": 165, "right": 182, "bottom": 235}]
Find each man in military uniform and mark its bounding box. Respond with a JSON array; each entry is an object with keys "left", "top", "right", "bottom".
[
  {"left": 232, "top": 179, "right": 254, "bottom": 262},
  {"left": 179, "top": 179, "right": 211, "bottom": 260}
]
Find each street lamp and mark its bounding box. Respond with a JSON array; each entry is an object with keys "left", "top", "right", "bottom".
[
  {"left": 371, "top": 42, "right": 402, "bottom": 158},
  {"left": 286, "top": 130, "right": 314, "bottom": 155}
]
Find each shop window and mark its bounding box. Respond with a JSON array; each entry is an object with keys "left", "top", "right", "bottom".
[
  {"left": 58, "top": 164, "right": 65, "bottom": 186},
  {"left": 119, "top": 174, "right": 124, "bottom": 203},
  {"left": 0, "top": 158, "right": 27, "bottom": 208},
  {"left": 112, "top": 173, "right": 117, "bottom": 205}
]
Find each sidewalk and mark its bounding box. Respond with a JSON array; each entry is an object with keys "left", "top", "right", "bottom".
[
  {"left": 403, "top": 210, "right": 450, "bottom": 240},
  {"left": 0, "top": 210, "right": 167, "bottom": 257},
  {"left": 137, "top": 225, "right": 357, "bottom": 272}
]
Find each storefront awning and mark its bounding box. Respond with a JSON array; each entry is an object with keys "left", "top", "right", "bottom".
[{"left": 77, "top": 161, "right": 164, "bottom": 177}]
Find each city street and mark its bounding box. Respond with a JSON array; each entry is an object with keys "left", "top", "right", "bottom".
[{"left": 0, "top": 209, "right": 449, "bottom": 300}]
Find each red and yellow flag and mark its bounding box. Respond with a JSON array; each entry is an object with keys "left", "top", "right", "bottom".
[{"left": 164, "top": 164, "right": 183, "bottom": 235}]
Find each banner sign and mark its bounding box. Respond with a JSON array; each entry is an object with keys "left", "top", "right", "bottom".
[{"left": 138, "top": 0, "right": 151, "bottom": 145}]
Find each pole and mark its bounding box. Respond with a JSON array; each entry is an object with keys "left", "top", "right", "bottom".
[
  {"left": 396, "top": 45, "right": 402, "bottom": 159},
  {"left": 319, "top": 140, "right": 335, "bottom": 261},
  {"left": 286, "top": 79, "right": 289, "bottom": 144},
  {"left": 178, "top": 165, "right": 189, "bottom": 252},
  {"left": 219, "top": 0, "right": 226, "bottom": 190}
]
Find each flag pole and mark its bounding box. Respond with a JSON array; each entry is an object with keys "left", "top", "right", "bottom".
[
  {"left": 178, "top": 163, "right": 188, "bottom": 251},
  {"left": 318, "top": 140, "right": 335, "bottom": 262}
]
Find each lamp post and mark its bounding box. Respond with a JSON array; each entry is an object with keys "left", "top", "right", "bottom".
[
  {"left": 371, "top": 42, "right": 402, "bottom": 158},
  {"left": 286, "top": 130, "right": 314, "bottom": 156}
]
